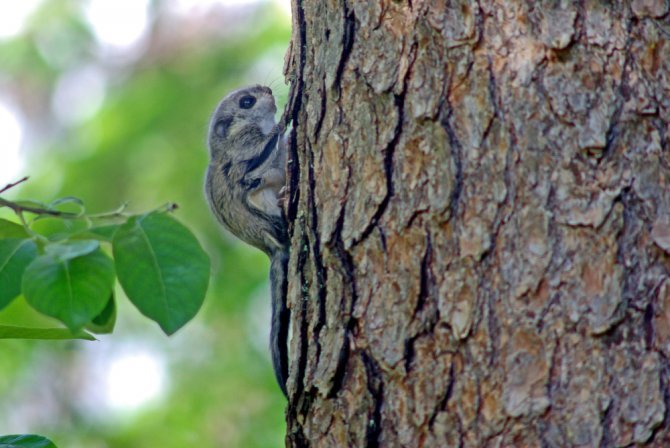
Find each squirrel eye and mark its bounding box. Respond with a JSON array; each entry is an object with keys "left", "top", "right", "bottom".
[{"left": 239, "top": 95, "right": 256, "bottom": 109}]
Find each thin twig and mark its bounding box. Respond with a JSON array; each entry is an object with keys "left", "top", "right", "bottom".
[
  {"left": 0, "top": 177, "right": 29, "bottom": 195},
  {"left": 0, "top": 197, "right": 78, "bottom": 218},
  {"left": 86, "top": 202, "right": 130, "bottom": 220},
  {"left": 0, "top": 177, "right": 178, "bottom": 225}
]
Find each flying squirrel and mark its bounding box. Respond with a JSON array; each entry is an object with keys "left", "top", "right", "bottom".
[{"left": 205, "top": 85, "right": 289, "bottom": 397}]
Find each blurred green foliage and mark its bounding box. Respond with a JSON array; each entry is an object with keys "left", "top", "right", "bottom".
[{"left": 0, "top": 1, "right": 291, "bottom": 447}]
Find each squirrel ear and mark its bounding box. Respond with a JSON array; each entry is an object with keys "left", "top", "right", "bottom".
[{"left": 214, "top": 116, "right": 233, "bottom": 138}]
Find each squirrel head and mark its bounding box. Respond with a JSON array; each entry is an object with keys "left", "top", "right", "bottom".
[{"left": 208, "top": 85, "right": 277, "bottom": 161}]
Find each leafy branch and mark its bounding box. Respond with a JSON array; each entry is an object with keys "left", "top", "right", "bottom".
[
  {"left": 0, "top": 177, "right": 77, "bottom": 220},
  {"left": 0, "top": 177, "right": 210, "bottom": 340},
  {"left": 1, "top": 177, "right": 178, "bottom": 222}
]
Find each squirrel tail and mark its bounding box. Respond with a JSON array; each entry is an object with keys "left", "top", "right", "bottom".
[{"left": 270, "top": 250, "right": 290, "bottom": 398}]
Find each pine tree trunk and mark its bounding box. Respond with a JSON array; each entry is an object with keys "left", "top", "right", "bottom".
[{"left": 282, "top": 1, "right": 670, "bottom": 446}]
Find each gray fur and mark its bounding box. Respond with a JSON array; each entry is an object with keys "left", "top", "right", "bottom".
[{"left": 205, "top": 85, "right": 290, "bottom": 397}]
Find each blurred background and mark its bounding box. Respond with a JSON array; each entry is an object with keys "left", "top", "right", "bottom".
[{"left": 0, "top": 0, "right": 291, "bottom": 446}]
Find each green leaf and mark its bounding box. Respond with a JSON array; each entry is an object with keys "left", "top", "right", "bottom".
[
  {"left": 22, "top": 246, "right": 115, "bottom": 331},
  {"left": 88, "top": 224, "right": 120, "bottom": 241},
  {"left": 49, "top": 196, "right": 85, "bottom": 215},
  {"left": 86, "top": 294, "right": 116, "bottom": 334},
  {"left": 0, "top": 238, "right": 38, "bottom": 310},
  {"left": 0, "top": 434, "right": 58, "bottom": 448},
  {"left": 44, "top": 240, "right": 99, "bottom": 260},
  {"left": 113, "top": 212, "right": 210, "bottom": 334},
  {"left": 71, "top": 224, "right": 121, "bottom": 242},
  {"left": 0, "top": 325, "right": 96, "bottom": 341},
  {"left": 0, "top": 219, "right": 29, "bottom": 238},
  {"left": 30, "top": 217, "right": 88, "bottom": 240}
]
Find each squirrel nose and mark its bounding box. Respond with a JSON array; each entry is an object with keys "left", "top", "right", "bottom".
[{"left": 263, "top": 86, "right": 273, "bottom": 95}]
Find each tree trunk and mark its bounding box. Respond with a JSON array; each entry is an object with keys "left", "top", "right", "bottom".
[{"left": 282, "top": 1, "right": 670, "bottom": 446}]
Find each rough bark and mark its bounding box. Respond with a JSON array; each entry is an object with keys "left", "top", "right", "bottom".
[{"left": 282, "top": 1, "right": 670, "bottom": 446}]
